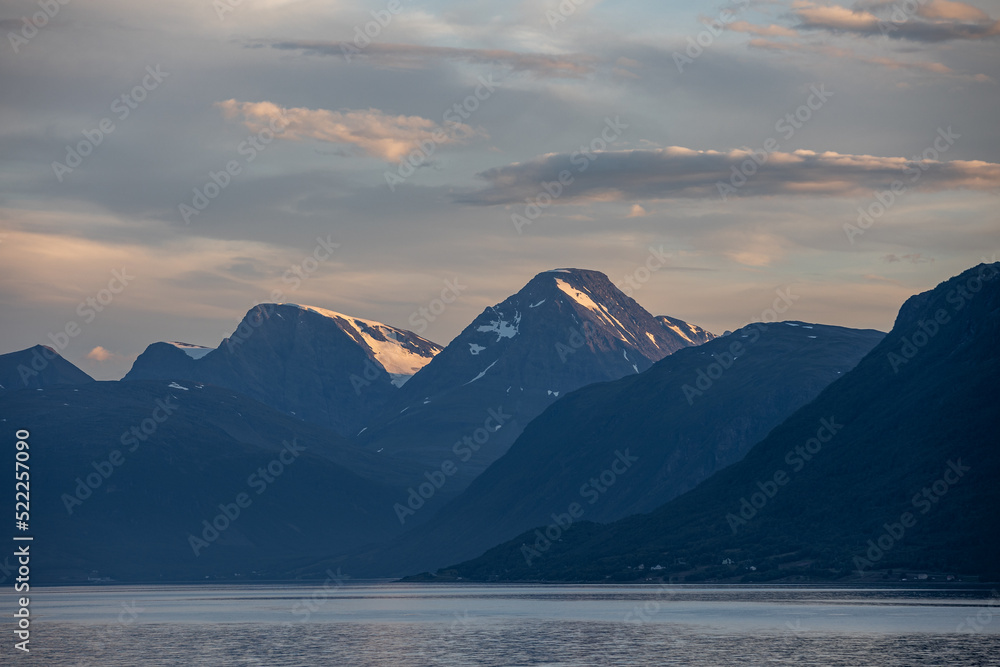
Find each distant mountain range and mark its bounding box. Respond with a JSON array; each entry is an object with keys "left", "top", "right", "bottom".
[
  {"left": 425, "top": 263, "right": 1000, "bottom": 583},
  {"left": 3, "top": 264, "right": 995, "bottom": 584},
  {"left": 0, "top": 378, "right": 420, "bottom": 582},
  {"left": 125, "top": 303, "right": 442, "bottom": 436},
  {"left": 341, "top": 320, "right": 883, "bottom": 576}
]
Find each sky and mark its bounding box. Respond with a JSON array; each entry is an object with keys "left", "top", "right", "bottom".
[{"left": 1, "top": 0, "right": 999, "bottom": 380}]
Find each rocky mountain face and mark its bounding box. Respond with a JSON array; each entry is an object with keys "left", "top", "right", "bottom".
[
  {"left": 342, "top": 321, "right": 883, "bottom": 576},
  {"left": 436, "top": 263, "right": 1000, "bottom": 583},
  {"left": 124, "top": 303, "right": 442, "bottom": 436},
  {"left": 357, "top": 269, "right": 715, "bottom": 502}
]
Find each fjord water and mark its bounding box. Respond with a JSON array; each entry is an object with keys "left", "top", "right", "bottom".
[{"left": 3, "top": 584, "right": 998, "bottom": 666}]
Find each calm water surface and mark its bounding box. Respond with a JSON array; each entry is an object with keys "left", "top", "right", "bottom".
[{"left": 1, "top": 584, "right": 998, "bottom": 665}]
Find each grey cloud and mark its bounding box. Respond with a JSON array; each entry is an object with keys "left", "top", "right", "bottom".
[
  {"left": 883, "top": 253, "right": 935, "bottom": 263},
  {"left": 457, "top": 147, "right": 1000, "bottom": 205},
  {"left": 264, "top": 40, "right": 598, "bottom": 78},
  {"left": 793, "top": 1, "right": 1000, "bottom": 42}
]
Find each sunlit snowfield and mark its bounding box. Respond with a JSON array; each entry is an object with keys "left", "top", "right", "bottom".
[{"left": 3, "top": 584, "right": 998, "bottom": 666}]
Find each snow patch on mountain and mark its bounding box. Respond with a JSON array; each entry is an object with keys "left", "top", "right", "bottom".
[
  {"left": 389, "top": 374, "right": 412, "bottom": 388},
  {"left": 554, "top": 279, "right": 634, "bottom": 342},
  {"left": 282, "top": 303, "right": 439, "bottom": 377},
  {"left": 477, "top": 310, "right": 521, "bottom": 342},
  {"left": 662, "top": 323, "right": 696, "bottom": 344},
  {"left": 464, "top": 359, "right": 500, "bottom": 385}
]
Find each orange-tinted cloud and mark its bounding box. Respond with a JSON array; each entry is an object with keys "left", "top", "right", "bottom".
[
  {"left": 86, "top": 346, "right": 115, "bottom": 362},
  {"left": 216, "top": 99, "right": 483, "bottom": 162}
]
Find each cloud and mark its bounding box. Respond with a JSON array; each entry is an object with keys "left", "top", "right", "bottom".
[
  {"left": 265, "top": 40, "right": 598, "bottom": 78},
  {"left": 86, "top": 346, "right": 116, "bottom": 362},
  {"left": 216, "top": 99, "right": 482, "bottom": 162},
  {"left": 916, "top": 0, "right": 989, "bottom": 21},
  {"left": 883, "top": 253, "right": 935, "bottom": 263},
  {"left": 746, "top": 37, "right": 968, "bottom": 76},
  {"left": 795, "top": 3, "right": 882, "bottom": 31},
  {"left": 863, "top": 273, "right": 906, "bottom": 286},
  {"left": 727, "top": 20, "right": 800, "bottom": 37},
  {"left": 792, "top": 0, "right": 1000, "bottom": 42},
  {"left": 626, "top": 204, "right": 648, "bottom": 217},
  {"left": 458, "top": 146, "right": 1000, "bottom": 205}
]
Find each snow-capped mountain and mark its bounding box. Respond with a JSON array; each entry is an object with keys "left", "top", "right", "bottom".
[
  {"left": 359, "top": 268, "right": 714, "bottom": 495},
  {"left": 124, "top": 303, "right": 442, "bottom": 435}
]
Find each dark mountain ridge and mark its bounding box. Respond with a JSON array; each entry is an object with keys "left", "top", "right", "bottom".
[
  {"left": 318, "top": 320, "right": 883, "bottom": 576},
  {"left": 430, "top": 263, "right": 1000, "bottom": 583}
]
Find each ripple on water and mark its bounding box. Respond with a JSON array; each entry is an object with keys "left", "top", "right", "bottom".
[{"left": 13, "top": 621, "right": 1000, "bottom": 667}]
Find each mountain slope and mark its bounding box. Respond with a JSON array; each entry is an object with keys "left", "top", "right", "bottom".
[
  {"left": 438, "top": 263, "right": 1000, "bottom": 582},
  {"left": 0, "top": 378, "right": 424, "bottom": 582},
  {"left": 124, "top": 303, "right": 442, "bottom": 435},
  {"left": 358, "top": 268, "right": 714, "bottom": 495},
  {"left": 656, "top": 315, "right": 716, "bottom": 346},
  {"left": 0, "top": 345, "right": 95, "bottom": 391},
  {"left": 341, "top": 321, "right": 882, "bottom": 575}
]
